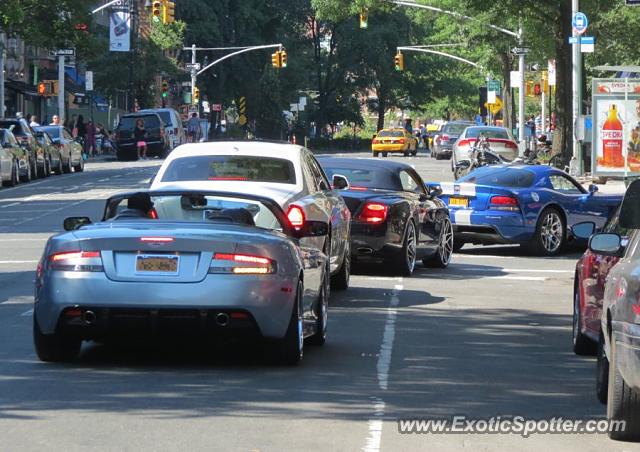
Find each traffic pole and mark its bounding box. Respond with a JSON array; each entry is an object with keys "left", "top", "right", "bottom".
[
  {"left": 58, "top": 55, "right": 65, "bottom": 124},
  {"left": 191, "top": 44, "right": 197, "bottom": 105},
  {"left": 518, "top": 24, "right": 526, "bottom": 156},
  {"left": 571, "top": 0, "right": 583, "bottom": 175},
  {"left": 541, "top": 74, "right": 546, "bottom": 140},
  {"left": 0, "top": 34, "right": 5, "bottom": 117}
]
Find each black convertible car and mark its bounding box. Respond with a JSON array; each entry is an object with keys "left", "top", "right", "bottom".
[{"left": 318, "top": 157, "right": 453, "bottom": 276}]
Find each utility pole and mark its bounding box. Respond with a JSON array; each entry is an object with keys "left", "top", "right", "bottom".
[
  {"left": 0, "top": 33, "right": 5, "bottom": 117},
  {"left": 571, "top": 0, "right": 583, "bottom": 174},
  {"left": 190, "top": 44, "right": 196, "bottom": 105},
  {"left": 541, "top": 72, "right": 547, "bottom": 140},
  {"left": 58, "top": 55, "right": 65, "bottom": 124},
  {"left": 517, "top": 23, "right": 526, "bottom": 153}
]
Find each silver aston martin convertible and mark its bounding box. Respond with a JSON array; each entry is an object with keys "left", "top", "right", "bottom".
[{"left": 34, "top": 190, "right": 330, "bottom": 365}]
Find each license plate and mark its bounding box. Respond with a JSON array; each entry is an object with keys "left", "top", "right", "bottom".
[
  {"left": 449, "top": 197, "right": 469, "bottom": 208},
  {"left": 136, "top": 254, "right": 179, "bottom": 274}
]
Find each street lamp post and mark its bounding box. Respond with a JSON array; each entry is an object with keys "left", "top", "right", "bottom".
[{"left": 571, "top": 0, "right": 583, "bottom": 175}]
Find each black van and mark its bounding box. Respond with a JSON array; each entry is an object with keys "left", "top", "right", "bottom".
[{"left": 115, "top": 112, "right": 170, "bottom": 161}]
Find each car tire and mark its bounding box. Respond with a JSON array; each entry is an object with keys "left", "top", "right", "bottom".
[
  {"left": 272, "top": 280, "right": 304, "bottom": 365},
  {"left": 572, "top": 281, "right": 597, "bottom": 355},
  {"left": 607, "top": 337, "right": 640, "bottom": 441},
  {"left": 394, "top": 221, "right": 417, "bottom": 277},
  {"left": 44, "top": 158, "right": 51, "bottom": 178},
  {"left": 3, "top": 161, "right": 18, "bottom": 187},
  {"left": 308, "top": 270, "right": 329, "bottom": 346},
  {"left": 373, "top": 151, "right": 379, "bottom": 158},
  {"left": 33, "top": 315, "right": 81, "bottom": 362},
  {"left": 54, "top": 157, "right": 63, "bottom": 175},
  {"left": 382, "top": 152, "right": 388, "bottom": 158},
  {"left": 62, "top": 155, "right": 72, "bottom": 174},
  {"left": 20, "top": 161, "right": 32, "bottom": 183},
  {"left": 596, "top": 334, "right": 609, "bottom": 404},
  {"left": 423, "top": 217, "right": 454, "bottom": 268},
  {"left": 435, "top": 152, "right": 442, "bottom": 160},
  {"left": 73, "top": 154, "right": 84, "bottom": 172},
  {"left": 411, "top": 150, "right": 417, "bottom": 156},
  {"left": 404, "top": 150, "right": 410, "bottom": 157},
  {"left": 529, "top": 207, "right": 566, "bottom": 256},
  {"left": 331, "top": 246, "right": 350, "bottom": 291}
]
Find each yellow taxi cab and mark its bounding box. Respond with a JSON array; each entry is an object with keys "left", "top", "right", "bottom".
[{"left": 371, "top": 128, "right": 418, "bottom": 157}]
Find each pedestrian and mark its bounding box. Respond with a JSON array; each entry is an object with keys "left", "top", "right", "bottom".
[
  {"left": 134, "top": 118, "right": 148, "bottom": 160},
  {"left": 29, "top": 115, "right": 40, "bottom": 127},
  {"left": 50, "top": 115, "right": 60, "bottom": 126},
  {"left": 74, "top": 115, "right": 87, "bottom": 158},
  {"left": 187, "top": 112, "right": 199, "bottom": 143},
  {"left": 85, "top": 120, "right": 97, "bottom": 157}
]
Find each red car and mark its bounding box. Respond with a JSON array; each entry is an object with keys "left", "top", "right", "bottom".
[{"left": 572, "top": 205, "right": 628, "bottom": 355}]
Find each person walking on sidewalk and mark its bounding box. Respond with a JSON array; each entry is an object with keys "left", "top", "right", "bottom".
[
  {"left": 134, "top": 118, "right": 148, "bottom": 160},
  {"left": 187, "top": 113, "right": 200, "bottom": 143},
  {"left": 86, "top": 120, "right": 97, "bottom": 157}
]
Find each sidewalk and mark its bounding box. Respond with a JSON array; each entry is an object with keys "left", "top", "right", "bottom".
[{"left": 578, "top": 178, "right": 626, "bottom": 194}]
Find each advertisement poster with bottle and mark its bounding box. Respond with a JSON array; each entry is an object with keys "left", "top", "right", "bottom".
[{"left": 592, "top": 79, "right": 640, "bottom": 176}]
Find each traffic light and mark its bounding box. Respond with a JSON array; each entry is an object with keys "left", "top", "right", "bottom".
[
  {"left": 359, "top": 7, "right": 368, "bottom": 29},
  {"left": 163, "top": 1, "right": 175, "bottom": 24},
  {"left": 37, "top": 81, "right": 57, "bottom": 96},
  {"left": 534, "top": 83, "right": 541, "bottom": 96},
  {"left": 152, "top": 0, "right": 162, "bottom": 23},
  {"left": 542, "top": 71, "right": 549, "bottom": 94},
  {"left": 280, "top": 49, "right": 287, "bottom": 68},
  {"left": 394, "top": 52, "right": 404, "bottom": 72},
  {"left": 161, "top": 80, "right": 169, "bottom": 98},
  {"left": 193, "top": 87, "right": 200, "bottom": 104},
  {"left": 525, "top": 81, "right": 534, "bottom": 97},
  {"left": 271, "top": 50, "right": 282, "bottom": 68},
  {"left": 37, "top": 82, "right": 47, "bottom": 95}
]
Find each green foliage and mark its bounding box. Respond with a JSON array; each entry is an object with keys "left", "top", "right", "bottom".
[{"left": 149, "top": 21, "right": 186, "bottom": 51}]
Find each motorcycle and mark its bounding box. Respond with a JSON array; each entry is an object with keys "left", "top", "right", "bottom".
[{"left": 453, "top": 134, "right": 505, "bottom": 180}]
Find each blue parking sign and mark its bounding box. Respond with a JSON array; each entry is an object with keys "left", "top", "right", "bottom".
[{"left": 572, "top": 12, "right": 588, "bottom": 34}]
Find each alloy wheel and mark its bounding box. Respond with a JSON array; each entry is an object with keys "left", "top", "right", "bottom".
[
  {"left": 406, "top": 223, "right": 417, "bottom": 273},
  {"left": 540, "top": 212, "right": 563, "bottom": 253},
  {"left": 439, "top": 219, "right": 454, "bottom": 265}
]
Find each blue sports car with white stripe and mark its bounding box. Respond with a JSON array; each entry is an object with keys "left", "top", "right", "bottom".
[{"left": 434, "top": 165, "right": 622, "bottom": 256}]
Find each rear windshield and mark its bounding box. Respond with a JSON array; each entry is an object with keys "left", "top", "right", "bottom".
[
  {"left": 321, "top": 165, "right": 399, "bottom": 190},
  {"left": 458, "top": 166, "right": 535, "bottom": 188},
  {"left": 36, "top": 126, "right": 60, "bottom": 140},
  {"left": 118, "top": 115, "right": 161, "bottom": 130},
  {"left": 143, "top": 111, "right": 171, "bottom": 126},
  {"left": 466, "top": 128, "right": 509, "bottom": 139},
  {"left": 0, "top": 121, "right": 25, "bottom": 136},
  {"left": 442, "top": 123, "right": 470, "bottom": 135},
  {"left": 377, "top": 130, "right": 404, "bottom": 137},
  {"left": 161, "top": 155, "right": 296, "bottom": 184}
]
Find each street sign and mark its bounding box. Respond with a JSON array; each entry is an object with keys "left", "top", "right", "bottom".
[
  {"left": 510, "top": 47, "right": 530, "bottom": 55},
  {"left": 52, "top": 49, "right": 75, "bottom": 57},
  {"left": 85, "top": 71, "right": 93, "bottom": 91},
  {"left": 568, "top": 36, "right": 595, "bottom": 44},
  {"left": 487, "top": 80, "right": 501, "bottom": 92},
  {"left": 484, "top": 96, "right": 503, "bottom": 115},
  {"left": 212, "top": 103, "right": 222, "bottom": 112},
  {"left": 112, "top": 0, "right": 130, "bottom": 11},
  {"left": 510, "top": 70, "right": 521, "bottom": 87},
  {"left": 185, "top": 63, "right": 201, "bottom": 70},
  {"left": 572, "top": 12, "right": 588, "bottom": 35},
  {"left": 626, "top": 0, "right": 640, "bottom": 4},
  {"left": 238, "top": 114, "right": 247, "bottom": 126},
  {"left": 487, "top": 90, "right": 497, "bottom": 104}
]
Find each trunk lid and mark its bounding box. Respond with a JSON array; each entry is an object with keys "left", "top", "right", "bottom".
[{"left": 439, "top": 182, "right": 516, "bottom": 211}]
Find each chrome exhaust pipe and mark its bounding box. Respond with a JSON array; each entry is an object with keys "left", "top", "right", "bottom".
[
  {"left": 83, "top": 310, "right": 97, "bottom": 325},
  {"left": 216, "top": 312, "right": 230, "bottom": 327}
]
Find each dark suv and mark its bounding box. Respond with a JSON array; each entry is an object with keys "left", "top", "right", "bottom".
[
  {"left": 115, "top": 113, "right": 170, "bottom": 161},
  {"left": 0, "top": 117, "right": 47, "bottom": 180}
]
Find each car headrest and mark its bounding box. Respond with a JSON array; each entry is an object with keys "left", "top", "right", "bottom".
[{"left": 205, "top": 208, "right": 255, "bottom": 226}]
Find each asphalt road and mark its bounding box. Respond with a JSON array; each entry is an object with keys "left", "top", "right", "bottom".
[{"left": 0, "top": 151, "right": 636, "bottom": 451}]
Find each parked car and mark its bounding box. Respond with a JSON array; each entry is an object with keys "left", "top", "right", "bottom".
[
  {"left": 33, "top": 130, "right": 62, "bottom": 177},
  {"left": 451, "top": 126, "right": 519, "bottom": 172},
  {"left": 138, "top": 108, "right": 186, "bottom": 150},
  {"left": 588, "top": 179, "right": 640, "bottom": 440},
  {"left": 371, "top": 128, "right": 419, "bottom": 157},
  {"left": 115, "top": 112, "right": 170, "bottom": 161},
  {"left": 35, "top": 126, "right": 84, "bottom": 174},
  {"left": 0, "top": 128, "right": 23, "bottom": 186},
  {"left": 0, "top": 117, "right": 46, "bottom": 181},
  {"left": 34, "top": 190, "right": 331, "bottom": 365},
  {"left": 431, "top": 121, "right": 474, "bottom": 160},
  {"left": 150, "top": 141, "right": 352, "bottom": 290},
  {"left": 571, "top": 206, "right": 628, "bottom": 356},
  {"left": 318, "top": 157, "right": 453, "bottom": 276},
  {"left": 435, "top": 164, "right": 622, "bottom": 256}
]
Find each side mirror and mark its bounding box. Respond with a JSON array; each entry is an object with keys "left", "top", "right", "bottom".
[
  {"left": 332, "top": 174, "right": 350, "bottom": 190},
  {"left": 571, "top": 221, "right": 596, "bottom": 239},
  {"left": 588, "top": 184, "right": 599, "bottom": 195},
  {"left": 293, "top": 220, "right": 329, "bottom": 238},
  {"left": 63, "top": 216, "right": 92, "bottom": 231},
  {"left": 428, "top": 184, "right": 443, "bottom": 198},
  {"left": 588, "top": 233, "right": 623, "bottom": 257}
]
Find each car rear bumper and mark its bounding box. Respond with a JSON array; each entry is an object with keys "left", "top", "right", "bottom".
[
  {"left": 35, "top": 272, "right": 297, "bottom": 339},
  {"left": 350, "top": 222, "right": 403, "bottom": 262},
  {"left": 372, "top": 144, "right": 408, "bottom": 152},
  {"left": 450, "top": 209, "right": 532, "bottom": 244},
  {"left": 612, "top": 322, "right": 640, "bottom": 390}
]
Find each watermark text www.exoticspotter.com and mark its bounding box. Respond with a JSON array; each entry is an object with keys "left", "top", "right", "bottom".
[{"left": 398, "top": 416, "right": 625, "bottom": 438}]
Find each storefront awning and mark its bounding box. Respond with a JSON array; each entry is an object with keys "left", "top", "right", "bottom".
[{"left": 4, "top": 79, "right": 38, "bottom": 97}]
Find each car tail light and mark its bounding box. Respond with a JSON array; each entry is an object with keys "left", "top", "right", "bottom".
[
  {"left": 210, "top": 253, "right": 276, "bottom": 275},
  {"left": 441, "top": 134, "right": 450, "bottom": 143},
  {"left": 349, "top": 186, "right": 368, "bottom": 191},
  {"left": 140, "top": 236, "right": 173, "bottom": 243},
  {"left": 398, "top": 138, "right": 405, "bottom": 144},
  {"left": 287, "top": 205, "right": 305, "bottom": 229},
  {"left": 457, "top": 139, "right": 474, "bottom": 147},
  {"left": 489, "top": 195, "right": 519, "bottom": 211},
  {"left": 505, "top": 140, "right": 518, "bottom": 149},
  {"left": 49, "top": 251, "right": 103, "bottom": 272},
  {"left": 357, "top": 202, "right": 388, "bottom": 224}
]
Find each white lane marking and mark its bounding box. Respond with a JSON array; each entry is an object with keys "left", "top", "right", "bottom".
[
  {"left": 1, "top": 202, "right": 20, "bottom": 208},
  {"left": 0, "top": 238, "right": 47, "bottom": 242},
  {"left": 486, "top": 275, "right": 547, "bottom": 281},
  {"left": 363, "top": 398, "right": 385, "bottom": 452},
  {"left": 363, "top": 282, "right": 402, "bottom": 452},
  {"left": 21, "top": 309, "right": 33, "bottom": 317},
  {"left": 0, "top": 210, "right": 57, "bottom": 214},
  {"left": 453, "top": 210, "right": 472, "bottom": 225},
  {"left": 0, "top": 260, "right": 38, "bottom": 264},
  {"left": 0, "top": 172, "right": 75, "bottom": 194},
  {"left": 453, "top": 254, "right": 516, "bottom": 259},
  {"left": 98, "top": 178, "right": 110, "bottom": 182},
  {"left": 453, "top": 266, "right": 572, "bottom": 274}
]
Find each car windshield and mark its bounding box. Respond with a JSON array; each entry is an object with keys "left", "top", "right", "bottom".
[
  {"left": 161, "top": 155, "right": 297, "bottom": 184},
  {"left": 106, "top": 194, "right": 283, "bottom": 230},
  {"left": 443, "top": 123, "right": 470, "bottom": 135},
  {"left": 458, "top": 166, "right": 535, "bottom": 188},
  {"left": 142, "top": 111, "right": 171, "bottom": 127},
  {"left": 118, "top": 115, "right": 161, "bottom": 130},
  {"left": 377, "top": 130, "right": 404, "bottom": 137},
  {"left": 321, "top": 165, "right": 399, "bottom": 190},
  {"left": 0, "top": 121, "right": 24, "bottom": 136},
  {"left": 36, "top": 126, "right": 61, "bottom": 140},
  {"left": 465, "top": 128, "right": 510, "bottom": 139}
]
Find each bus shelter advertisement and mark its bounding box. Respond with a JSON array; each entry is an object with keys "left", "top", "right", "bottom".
[{"left": 592, "top": 79, "right": 640, "bottom": 176}]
